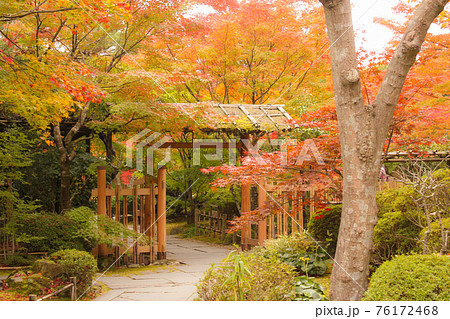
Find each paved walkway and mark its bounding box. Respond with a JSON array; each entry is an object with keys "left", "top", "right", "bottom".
[{"left": 94, "top": 235, "right": 233, "bottom": 301}]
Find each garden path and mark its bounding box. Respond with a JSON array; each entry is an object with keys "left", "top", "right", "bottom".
[{"left": 94, "top": 235, "right": 233, "bottom": 301}]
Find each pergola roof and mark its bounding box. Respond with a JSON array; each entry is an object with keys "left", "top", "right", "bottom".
[{"left": 202, "top": 103, "right": 298, "bottom": 133}]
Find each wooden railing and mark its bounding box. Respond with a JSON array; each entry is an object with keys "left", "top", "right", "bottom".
[{"left": 29, "top": 277, "right": 77, "bottom": 301}]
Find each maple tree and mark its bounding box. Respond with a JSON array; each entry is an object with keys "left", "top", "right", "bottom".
[
  {"left": 148, "top": 0, "right": 332, "bottom": 111},
  {"left": 317, "top": 0, "right": 448, "bottom": 300},
  {"left": 359, "top": 1, "right": 450, "bottom": 152},
  {"left": 1, "top": 0, "right": 192, "bottom": 211}
]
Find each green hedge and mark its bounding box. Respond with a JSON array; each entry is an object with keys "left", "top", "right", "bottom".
[{"left": 363, "top": 254, "right": 450, "bottom": 301}]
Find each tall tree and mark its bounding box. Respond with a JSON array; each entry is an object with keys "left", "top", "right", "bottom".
[{"left": 318, "top": 0, "right": 448, "bottom": 300}]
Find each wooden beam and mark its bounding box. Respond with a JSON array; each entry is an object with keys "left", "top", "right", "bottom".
[
  {"left": 157, "top": 166, "right": 167, "bottom": 259},
  {"left": 158, "top": 141, "right": 244, "bottom": 149},
  {"left": 97, "top": 166, "right": 107, "bottom": 257},
  {"left": 257, "top": 179, "right": 267, "bottom": 246},
  {"left": 241, "top": 181, "right": 252, "bottom": 251}
]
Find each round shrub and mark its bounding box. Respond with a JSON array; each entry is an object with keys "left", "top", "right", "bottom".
[
  {"left": 363, "top": 254, "right": 450, "bottom": 301},
  {"left": 420, "top": 218, "right": 450, "bottom": 254},
  {"left": 197, "top": 252, "right": 297, "bottom": 301},
  {"left": 372, "top": 211, "right": 422, "bottom": 267},
  {"left": 307, "top": 205, "right": 341, "bottom": 257},
  {"left": 50, "top": 249, "right": 97, "bottom": 286},
  {"left": 376, "top": 186, "right": 417, "bottom": 215}
]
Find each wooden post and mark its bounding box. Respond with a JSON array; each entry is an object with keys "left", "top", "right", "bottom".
[
  {"left": 241, "top": 182, "right": 251, "bottom": 251},
  {"left": 115, "top": 177, "right": 121, "bottom": 223},
  {"left": 29, "top": 294, "right": 37, "bottom": 301},
  {"left": 298, "top": 191, "right": 304, "bottom": 233},
  {"left": 257, "top": 179, "right": 267, "bottom": 246},
  {"left": 157, "top": 166, "right": 167, "bottom": 259},
  {"left": 144, "top": 176, "right": 154, "bottom": 263},
  {"left": 97, "top": 166, "right": 107, "bottom": 257},
  {"left": 132, "top": 185, "right": 138, "bottom": 264},
  {"left": 70, "top": 277, "right": 77, "bottom": 301},
  {"left": 143, "top": 176, "right": 152, "bottom": 238},
  {"left": 221, "top": 214, "right": 227, "bottom": 240}
]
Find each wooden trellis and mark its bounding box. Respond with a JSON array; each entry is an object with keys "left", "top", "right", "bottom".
[
  {"left": 240, "top": 179, "right": 341, "bottom": 249},
  {"left": 91, "top": 166, "right": 167, "bottom": 265}
]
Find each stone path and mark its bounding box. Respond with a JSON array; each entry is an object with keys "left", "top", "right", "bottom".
[{"left": 94, "top": 235, "right": 233, "bottom": 301}]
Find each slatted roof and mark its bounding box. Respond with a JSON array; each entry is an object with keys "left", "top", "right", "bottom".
[{"left": 203, "top": 103, "right": 298, "bottom": 133}]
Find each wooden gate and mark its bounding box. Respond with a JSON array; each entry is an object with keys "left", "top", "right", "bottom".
[{"left": 91, "top": 166, "right": 167, "bottom": 265}]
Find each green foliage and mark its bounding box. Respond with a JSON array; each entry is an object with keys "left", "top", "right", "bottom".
[
  {"left": 15, "top": 143, "right": 105, "bottom": 212},
  {"left": 50, "top": 249, "right": 98, "bottom": 285},
  {"left": 197, "top": 252, "right": 297, "bottom": 301},
  {"left": 372, "top": 210, "right": 422, "bottom": 266},
  {"left": 5, "top": 269, "right": 51, "bottom": 296},
  {"left": 363, "top": 254, "right": 450, "bottom": 301},
  {"left": 2, "top": 254, "right": 36, "bottom": 267},
  {"left": 376, "top": 186, "right": 417, "bottom": 216},
  {"left": 291, "top": 276, "right": 328, "bottom": 301},
  {"left": 372, "top": 186, "right": 424, "bottom": 267},
  {"left": 0, "top": 128, "right": 38, "bottom": 223},
  {"left": 10, "top": 211, "right": 91, "bottom": 253},
  {"left": 307, "top": 205, "right": 341, "bottom": 257},
  {"left": 420, "top": 218, "right": 450, "bottom": 254},
  {"left": 65, "top": 207, "right": 150, "bottom": 248},
  {"left": 251, "top": 234, "right": 329, "bottom": 276},
  {"left": 221, "top": 251, "right": 252, "bottom": 301},
  {"left": 8, "top": 207, "right": 148, "bottom": 253},
  {"left": 0, "top": 128, "right": 35, "bottom": 182}
]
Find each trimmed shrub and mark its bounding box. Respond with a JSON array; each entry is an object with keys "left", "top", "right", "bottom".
[
  {"left": 50, "top": 249, "right": 97, "bottom": 286},
  {"left": 307, "top": 205, "right": 341, "bottom": 257},
  {"left": 372, "top": 211, "right": 422, "bottom": 266},
  {"left": 197, "top": 252, "right": 297, "bottom": 301},
  {"left": 363, "top": 254, "right": 450, "bottom": 301},
  {"left": 12, "top": 212, "right": 91, "bottom": 253},
  {"left": 251, "top": 234, "right": 329, "bottom": 276},
  {"left": 10, "top": 207, "right": 148, "bottom": 254},
  {"left": 420, "top": 218, "right": 450, "bottom": 254},
  {"left": 372, "top": 186, "right": 423, "bottom": 267},
  {"left": 376, "top": 186, "right": 417, "bottom": 215}
]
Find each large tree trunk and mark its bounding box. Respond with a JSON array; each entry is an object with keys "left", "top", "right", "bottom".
[{"left": 319, "top": 0, "right": 449, "bottom": 300}]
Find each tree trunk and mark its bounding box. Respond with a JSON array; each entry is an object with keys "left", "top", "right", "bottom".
[
  {"left": 318, "top": 0, "right": 449, "bottom": 300},
  {"left": 53, "top": 102, "right": 90, "bottom": 213},
  {"left": 60, "top": 160, "right": 72, "bottom": 211}
]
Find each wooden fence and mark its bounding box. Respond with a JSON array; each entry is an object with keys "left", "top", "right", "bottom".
[
  {"left": 240, "top": 180, "right": 403, "bottom": 249},
  {"left": 194, "top": 205, "right": 228, "bottom": 239}
]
